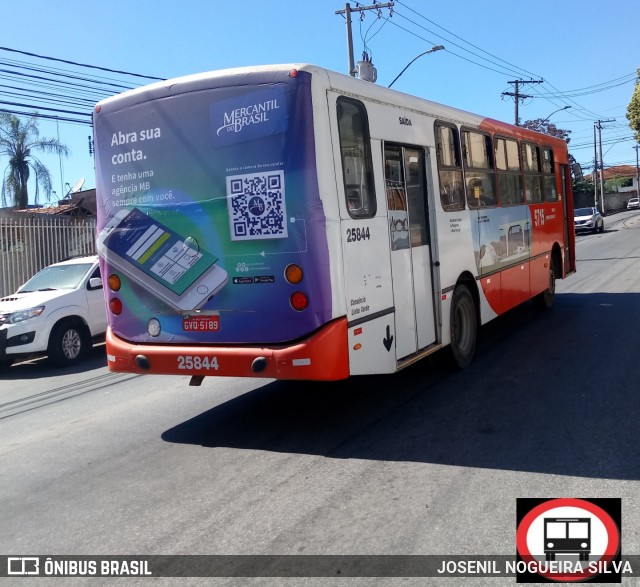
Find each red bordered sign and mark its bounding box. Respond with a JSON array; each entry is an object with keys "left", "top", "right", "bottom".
[{"left": 516, "top": 498, "right": 621, "bottom": 582}]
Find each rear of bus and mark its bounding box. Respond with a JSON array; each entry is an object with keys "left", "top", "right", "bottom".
[{"left": 93, "top": 65, "right": 348, "bottom": 380}]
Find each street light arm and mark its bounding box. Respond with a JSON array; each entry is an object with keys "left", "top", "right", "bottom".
[
  {"left": 541, "top": 105, "right": 571, "bottom": 123},
  {"left": 388, "top": 45, "right": 444, "bottom": 89}
]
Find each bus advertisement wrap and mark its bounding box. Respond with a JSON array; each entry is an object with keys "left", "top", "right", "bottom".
[
  {"left": 93, "top": 64, "right": 575, "bottom": 381},
  {"left": 94, "top": 71, "right": 332, "bottom": 345}
]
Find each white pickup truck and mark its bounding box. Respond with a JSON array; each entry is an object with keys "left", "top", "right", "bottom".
[{"left": 0, "top": 255, "right": 108, "bottom": 368}]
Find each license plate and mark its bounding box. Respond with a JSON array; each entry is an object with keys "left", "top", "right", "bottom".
[{"left": 182, "top": 314, "right": 220, "bottom": 332}]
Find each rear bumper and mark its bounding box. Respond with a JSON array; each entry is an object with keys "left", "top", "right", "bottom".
[{"left": 106, "top": 317, "right": 350, "bottom": 381}]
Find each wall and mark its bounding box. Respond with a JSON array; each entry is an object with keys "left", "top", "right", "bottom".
[
  {"left": 573, "top": 190, "right": 637, "bottom": 214},
  {"left": 0, "top": 213, "right": 97, "bottom": 298}
]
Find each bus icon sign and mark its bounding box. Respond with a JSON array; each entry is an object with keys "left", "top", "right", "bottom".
[
  {"left": 544, "top": 517, "right": 590, "bottom": 561},
  {"left": 516, "top": 498, "right": 621, "bottom": 582}
]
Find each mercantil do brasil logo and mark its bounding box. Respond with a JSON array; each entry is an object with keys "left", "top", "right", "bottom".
[
  {"left": 210, "top": 85, "right": 288, "bottom": 147},
  {"left": 217, "top": 98, "right": 280, "bottom": 135}
]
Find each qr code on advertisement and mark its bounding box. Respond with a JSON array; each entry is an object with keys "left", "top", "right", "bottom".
[{"left": 226, "top": 170, "right": 288, "bottom": 241}]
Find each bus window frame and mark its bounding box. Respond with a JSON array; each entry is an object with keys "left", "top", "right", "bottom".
[
  {"left": 494, "top": 135, "right": 524, "bottom": 207},
  {"left": 461, "top": 127, "right": 497, "bottom": 209},
  {"left": 434, "top": 121, "right": 465, "bottom": 212},
  {"left": 542, "top": 145, "right": 558, "bottom": 202},
  {"left": 336, "top": 96, "right": 377, "bottom": 219},
  {"left": 522, "top": 141, "right": 544, "bottom": 204}
]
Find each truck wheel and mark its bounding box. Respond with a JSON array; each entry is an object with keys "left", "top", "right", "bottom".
[
  {"left": 450, "top": 284, "right": 477, "bottom": 368},
  {"left": 48, "top": 320, "right": 87, "bottom": 367}
]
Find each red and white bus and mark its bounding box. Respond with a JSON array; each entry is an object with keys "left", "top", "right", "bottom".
[{"left": 93, "top": 64, "right": 575, "bottom": 383}]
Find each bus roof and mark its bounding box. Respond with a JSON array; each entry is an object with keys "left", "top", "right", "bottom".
[{"left": 95, "top": 63, "right": 568, "bottom": 150}]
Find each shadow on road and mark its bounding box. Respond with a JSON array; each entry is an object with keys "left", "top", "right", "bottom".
[
  {"left": 162, "top": 292, "right": 640, "bottom": 480},
  {"left": 0, "top": 342, "right": 107, "bottom": 380}
]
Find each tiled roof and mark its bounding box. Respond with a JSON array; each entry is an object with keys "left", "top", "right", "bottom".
[
  {"left": 15, "top": 203, "right": 81, "bottom": 215},
  {"left": 586, "top": 165, "right": 638, "bottom": 181}
]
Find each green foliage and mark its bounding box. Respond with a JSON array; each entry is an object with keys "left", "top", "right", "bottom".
[
  {"left": 0, "top": 113, "right": 69, "bottom": 209},
  {"left": 605, "top": 176, "right": 631, "bottom": 192},
  {"left": 573, "top": 179, "right": 594, "bottom": 196},
  {"left": 627, "top": 68, "right": 640, "bottom": 143}
]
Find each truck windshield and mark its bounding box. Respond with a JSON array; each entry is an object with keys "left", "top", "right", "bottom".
[{"left": 19, "top": 263, "right": 93, "bottom": 292}]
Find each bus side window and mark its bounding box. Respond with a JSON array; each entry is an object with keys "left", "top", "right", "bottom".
[
  {"left": 337, "top": 97, "right": 376, "bottom": 218},
  {"left": 522, "top": 142, "right": 543, "bottom": 203},
  {"left": 542, "top": 146, "right": 558, "bottom": 201},
  {"left": 435, "top": 122, "right": 465, "bottom": 212},
  {"left": 462, "top": 129, "right": 497, "bottom": 208},
  {"left": 495, "top": 137, "right": 524, "bottom": 206}
]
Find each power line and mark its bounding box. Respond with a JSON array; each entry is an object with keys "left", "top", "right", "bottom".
[
  {"left": 0, "top": 108, "right": 90, "bottom": 126},
  {"left": 0, "top": 46, "right": 164, "bottom": 81},
  {"left": 501, "top": 79, "right": 543, "bottom": 125},
  {"left": 387, "top": 2, "right": 633, "bottom": 136},
  {"left": 0, "top": 100, "right": 91, "bottom": 119},
  {"left": 394, "top": 0, "right": 541, "bottom": 80}
]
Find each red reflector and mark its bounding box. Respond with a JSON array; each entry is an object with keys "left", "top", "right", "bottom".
[
  {"left": 109, "top": 298, "right": 123, "bottom": 315},
  {"left": 290, "top": 291, "right": 308, "bottom": 311},
  {"left": 289, "top": 69, "right": 298, "bottom": 78}
]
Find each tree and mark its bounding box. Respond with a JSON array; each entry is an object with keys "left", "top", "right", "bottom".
[
  {"left": 627, "top": 68, "right": 640, "bottom": 143},
  {"left": 605, "top": 176, "right": 631, "bottom": 193},
  {"left": 521, "top": 118, "right": 581, "bottom": 185},
  {"left": 520, "top": 118, "right": 571, "bottom": 144},
  {"left": 573, "top": 178, "right": 595, "bottom": 197},
  {"left": 0, "top": 113, "right": 69, "bottom": 209}
]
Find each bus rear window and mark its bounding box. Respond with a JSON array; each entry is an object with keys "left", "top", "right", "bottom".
[{"left": 337, "top": 97, "right": 376, "bottom": 218}]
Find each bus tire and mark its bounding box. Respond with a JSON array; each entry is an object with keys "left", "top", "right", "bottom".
[
  {"left": 535, "top": 258, "right": 557, "bottom": 310},
  {"left": 47, "top": 319, "right": 87, "bottom": 367},
  {"left": 450, "top": 284, "right": 477, "bottom": 369}
]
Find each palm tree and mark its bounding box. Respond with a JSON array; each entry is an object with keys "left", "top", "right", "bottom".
[{"left": 0, "top": 113, "right": 70, "bottom": 208}]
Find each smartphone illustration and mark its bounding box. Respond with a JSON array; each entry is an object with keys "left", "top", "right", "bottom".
[{"left": 97, "top": 207, "right": 228, "bottom": 311}]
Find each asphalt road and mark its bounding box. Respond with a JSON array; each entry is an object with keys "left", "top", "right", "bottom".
[{"left": 1, "top": 209, "right": 640, "bottom": 587}]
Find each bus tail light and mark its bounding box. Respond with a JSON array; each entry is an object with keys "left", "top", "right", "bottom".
[
  {"left": 108, "top": 273, "right": 122, "bottom": 291},
  {"left": 290, "top": 291, "right": 308, "bottom": 311},
  {"left": 109, "top": 298, "right": 123, "bottom": 315},
  {"left": 284, "top": 264, "right": 303, "bottom": 284}
]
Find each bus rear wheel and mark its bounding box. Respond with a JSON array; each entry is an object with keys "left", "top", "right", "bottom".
[
  {"left": 535, "top": 259, "right": 557, "bottom": 309},
  {"left": 450, "top": 284, "right": 477, "bottom": 368}
]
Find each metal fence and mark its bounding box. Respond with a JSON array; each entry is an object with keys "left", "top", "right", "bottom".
[{"left": 0, "top": 214, "right": 97, "bottom": 298}]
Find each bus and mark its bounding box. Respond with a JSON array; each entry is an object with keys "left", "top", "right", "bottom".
[
  {"left": 93, "top": 64, "right": 575, "bottom": 384},
  {"left": 544, "top": 518, "right": 591, "bottom": 561}
]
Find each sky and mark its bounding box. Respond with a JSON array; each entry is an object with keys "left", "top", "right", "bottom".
[{"left": 1, "top": 0, "right": 638, "bottom": 206}]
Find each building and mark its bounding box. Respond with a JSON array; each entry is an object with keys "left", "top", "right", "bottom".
[
  {"left": 587, "top": 165, "right": 639, "bottom": 195},
  {"left": 7, "top": 188, "right": 97, "bottom": 217}
]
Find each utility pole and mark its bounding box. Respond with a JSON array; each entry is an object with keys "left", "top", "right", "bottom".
[
  {"left": 593, "top": 125, "right": 599, "bottom": 209},
  {"left": 594, "top": 118, "right": 616, "bottom": 214},
  {"left": 501, "top": 79, "right": 543, "bottom": 126},
  {"left": 635, "top": 144, "right": 640, "bottom": 200},
  {"left": 335, "top": 2, "right": 394, "bottom": 77}
]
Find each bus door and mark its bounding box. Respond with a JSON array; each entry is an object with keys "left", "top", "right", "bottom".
[
  {"left": 384, "top": 144, "right": 436, "bottom": 359},
  {"left": 560, "top": 164, "right": 576, "bottom": 274}
]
